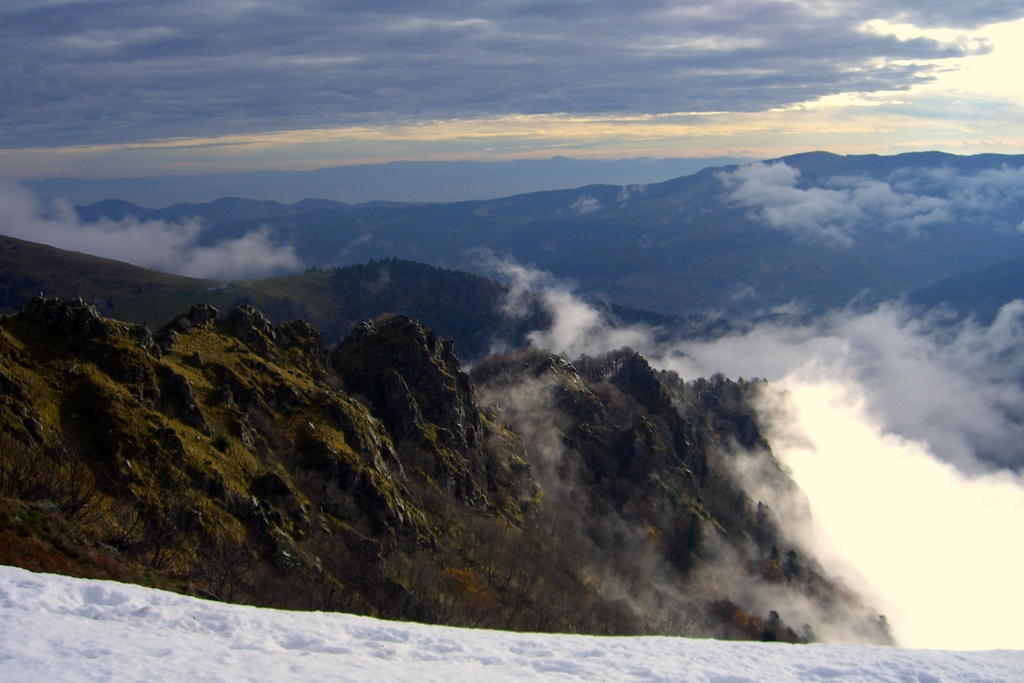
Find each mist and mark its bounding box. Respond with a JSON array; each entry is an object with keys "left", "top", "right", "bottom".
[
  {"left": 0, "top": 181, "right": 300, "bottom": 280},
  {"left": 495, "top": 262, "right": 1024, "bottom": 650},
  {"left": 718, "top": 160, "right": 1024, "bottom": 246}
]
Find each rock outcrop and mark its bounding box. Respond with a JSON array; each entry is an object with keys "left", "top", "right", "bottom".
[
  {"left": 0, "top": 299, "right": 891, "bottom": 645},
  {"left": 332, "top": 315, "right": 488, "bottom": 503}
]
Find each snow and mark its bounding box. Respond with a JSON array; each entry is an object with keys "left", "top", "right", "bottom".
[{"left": 1, "top": 566, "right": 1021, "bottom": 683}]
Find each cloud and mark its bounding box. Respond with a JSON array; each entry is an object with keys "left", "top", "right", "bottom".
[
  {"left": 755, "top": 377, "right": 1024, "bottom": 650},
  {"left": 719, "top": 162, "right": 951, "bottom": 246},
  {"left": 859, "top": 0, "right": 1024, "bottom": 30},
  {"left": 0, "top": 1, "right": 1012, "bottom": 148},
  {"left": 893, "top": 164, "right": 1024, "bottom": 228},
  {"left": 495, "top": 260, "right": 1024, "bottom": 648},
  {"left": 0, "top": 181, "right": 300, "bottom": 279},
  {"left": 493, "top": 260, "right": 653, "bottom": 359},
  {"left": 570, "top": 195, "right": 601, "bottom": 215},
  {"left": 653, "top": 300, "right": 1024, "bottom": 474},
  {"left": 719, "top": 160, "right": 1024, "bottom": 245}
]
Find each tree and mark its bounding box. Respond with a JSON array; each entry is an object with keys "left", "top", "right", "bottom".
[{"left": 783, "top": 549, "right": 801, "bottom": 581}]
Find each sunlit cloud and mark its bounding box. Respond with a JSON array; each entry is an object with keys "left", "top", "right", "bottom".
[
  {"left": 761, "top": 376, "right": 1024, "bottom": 650},
  {"left": 491, "top": 259, "right": 1024, "bottom": 649}
]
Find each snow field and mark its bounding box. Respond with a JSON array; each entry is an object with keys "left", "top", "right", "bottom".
[{"left": 1, "top": 565, "right": 1021, "bottom": 683}]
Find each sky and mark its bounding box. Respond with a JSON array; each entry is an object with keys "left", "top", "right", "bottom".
[{"left": 3, "top": 0, "right": 1024, "bottom": 180}]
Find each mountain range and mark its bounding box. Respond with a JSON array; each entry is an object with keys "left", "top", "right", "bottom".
[
  {"left": 3, "top": 150, "right": 1024, "bottom": 645},
  {"left": 58, "top": 151, "right": 1024, "bottom": 320}
]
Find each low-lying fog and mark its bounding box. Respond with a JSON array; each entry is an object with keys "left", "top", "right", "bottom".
[{"left": 496, "top": 261, "right": 1024, "bottom": 650}]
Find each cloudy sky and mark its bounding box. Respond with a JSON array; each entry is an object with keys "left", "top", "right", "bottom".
[{"left": 3, "top": 0, "right": 1024, "bottom": 179}]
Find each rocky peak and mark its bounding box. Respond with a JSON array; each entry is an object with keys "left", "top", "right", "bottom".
[
  {"left": 165, "top": 303, "right": 219, "bottom": 333},
  {"left": 277, "top": 320, "right": 330, "bottom": 376},
  {"left": 21, "top": 296, "right": 107, "bottom": 339},
  {"left": 331, "top": 315, "right": 488, "bottom": 502},
  {"left": 332, "top": 315, "right": 480, "bottom": 454},
  {"left": 226, "top": 304, "right": 278, "bottom": 358},
  {"left": 580, "top": 348, "right": 673, "bottom": 415},
  {"left": 221, "top": 305, "right": 328, "bottom": 375}
]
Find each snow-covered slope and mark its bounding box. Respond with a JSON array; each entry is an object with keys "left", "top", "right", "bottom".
[{"left": 1, "top": 566, "right": 1020, "bottom": 683}]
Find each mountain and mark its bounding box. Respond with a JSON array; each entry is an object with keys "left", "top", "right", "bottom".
[
  {"left": 68, "top": 151, "right": 1024, "bottom": 318},
  {"left": 0, "top": 296, "right": 890, "bottom": 643},
  {"left": 0, "top": 234, "right": 206, "bottom": 313},
  {"left": 0, "top": 238, "right": 701, "bottom": 361},
  {"left": 25, "top": 156, "right": 751, "bottom": 206},
  {"left": 909, "top": 255, "right": 1024, "bottom": 323}
]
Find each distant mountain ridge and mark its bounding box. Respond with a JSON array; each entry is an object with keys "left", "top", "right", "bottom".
[
  {"left": 0, "top": 237, "right": 693, "bottom": 361},
  {"left": 25, "top": 156, "right": 751, "bottom": 206},
  {"left": 64, "top": 151, "right": 1024, "bottom": 318}
]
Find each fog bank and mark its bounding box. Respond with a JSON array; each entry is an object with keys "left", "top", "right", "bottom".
[{"left": 497, "top": 263, "right": 1024, "bottom": 649}]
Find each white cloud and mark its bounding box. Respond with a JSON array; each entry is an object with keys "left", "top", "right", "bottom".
[
  {"left": 570, "top": 195, "right": 601, "bottom": 215},
  {"left": 493, "top": 260, "right": 653, "bottom": 359},
  {"left": 496, "top": 261, "right": 1024, "bottom": 649},
  {"left": 893, "top": 163, "right": 1024, "bottom": 226},
  {"left": 718, "top": 162, "right": 951, "bottom": 246},
  {"left": 0, "top": 181, "right": 300, "bottom": 279},
  {"left": 756, "top": 376, "right": 1024, "bottom": 650}
]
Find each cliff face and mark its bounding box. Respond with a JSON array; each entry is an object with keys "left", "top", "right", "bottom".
[{"left": 0, "top": 297, "right": 891, "bottom": 643}]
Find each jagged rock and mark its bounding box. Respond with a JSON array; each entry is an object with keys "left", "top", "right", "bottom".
[
  {"left": 212, "top": 365, "right": 261, "bottom": 412},
  {"left": 155, "top": 328, "right": 179, "bottom": 351},
  {"left": 187, "top": 303, "right": 219, "bottom": 328},
  {"left": 333, "top": 315, "right": 482, "bottom": 458},
  {"left": 128, "top": 325, "right": 158, "bottom": 356},
  {"left": 203, "top": 472, "right": 226, "bottom": 500},
  {"left": 473, "top": 348, "right": 605, "bottom": 423},
  {"left": 0, "top": 369, "right": 28, "bottom": 402},
  {"left": 226, "top": 304, "right": 278, "bottom": 359},
  {"left": 270, "top": 384, "right": 303, "bottom": 413},
  {"left": 332, "top": 315, "right": 486, "bottom": 503},
  {"left": 154, "top": 427, "right": 186, "bottom": 464},
  {"left": 143, "top": 375, "right": 161, "bottom": 406},
  {"left": 188, "top": 352, "right": 204, "bottom": 369},
  {"left": 21, "top": 296, "right": 107, "bottom": 339},
  {"left": 324, "top": 397, "right": 401, "bottom": 471},
  {"left": 166, "top": 303, "right": 219, "bottom": 333},
  {"left": 277, "top": 320, "right": 330, "bottom": 375},
  {"left": 251, "top": 471, "right": 292, "bottom": 500},
  {"left": 0, "top": 298, "right": 878, "bottom": 643},
  {"left": 381, "top": 367, "right": 425, "bottom": 441},
  {"left": 22, "top": 416, "right": 43, "bottom": 442},
  {"left": 601, "top": 349, "right": 674, "bottom": 415},
  {"left": 166, "top": 372, "right": 211, "bottom": 434}
]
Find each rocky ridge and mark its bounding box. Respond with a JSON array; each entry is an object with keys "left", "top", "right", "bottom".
[{"left": 0, "top": 297, "right": 891, "bottom": 643}]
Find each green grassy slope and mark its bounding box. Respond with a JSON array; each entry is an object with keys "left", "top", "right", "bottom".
[{"left": 0, "top": 235, "right": 212, "bottom": 318}]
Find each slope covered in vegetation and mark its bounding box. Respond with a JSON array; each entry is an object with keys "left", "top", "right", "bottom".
[{"left": 0, "top": 297, "right": 891, "bottom": 643}]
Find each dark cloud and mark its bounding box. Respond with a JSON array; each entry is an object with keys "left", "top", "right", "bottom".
[{"left": 1, "top": 1, "right": 1019, "bottom": 148}]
